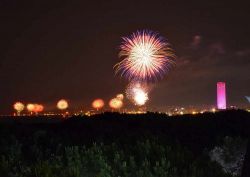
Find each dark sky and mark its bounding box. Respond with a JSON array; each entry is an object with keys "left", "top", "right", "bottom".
[{"left": 1, "top": 0, "right": 250, "bottom": 113}]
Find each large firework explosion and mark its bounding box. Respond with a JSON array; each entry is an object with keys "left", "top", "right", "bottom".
[{"left": 115, "top": 30, "right": 175, "bottom": 82}]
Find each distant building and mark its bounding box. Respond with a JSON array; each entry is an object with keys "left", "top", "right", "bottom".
[{"left": 217, "top": 82, "right": 226, "bottom": 109}]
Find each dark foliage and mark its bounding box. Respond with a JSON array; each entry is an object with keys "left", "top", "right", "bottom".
[{"left": 0, "top": 110, "right": 249, "bottom": 177}]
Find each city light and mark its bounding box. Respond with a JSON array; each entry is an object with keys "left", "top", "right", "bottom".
[
  {"left": 192, "top": 111, "right": 198, "bottom": 115},
  {"left": 211, "top": 108, "right": 216, "bottom": 113}
]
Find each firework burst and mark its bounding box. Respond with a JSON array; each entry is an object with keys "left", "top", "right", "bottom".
[
  {"left": 92, "top": 99, "right": 105, "bottom": 110},
  {"left": 126, "top": 81, "right": 149, "bottom": 106},
  {"left": 27, "top": 103, "right": 35, "bottom": 112},
  {"left": 109, "top": 98, "right": 123, "bottom": 110},
  {"left": 133, "top": 88, "right": 148, "bottom": 106},
  {"left": 13, "top": 102, "right": 25, "bottom": 115},
  {"left": 115, "top": 30, "right": 175, "bottom": 82},
  {"left": 34, "top": 104, "right": 44, "bottom": 113},
  {"left": 57, "top": 99, "right": 69, "bottom": 110}
]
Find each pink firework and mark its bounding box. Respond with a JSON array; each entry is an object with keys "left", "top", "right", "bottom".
[{"left": 115, "top": 30, "right": 175, "bottom": 82}]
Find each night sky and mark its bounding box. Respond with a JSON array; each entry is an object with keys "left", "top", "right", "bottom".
[{"left": 1, "top": 0, "right": 250, "bottom": 114}]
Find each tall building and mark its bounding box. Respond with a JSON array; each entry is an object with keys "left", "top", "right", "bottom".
[{"left": 217, "top": 82, "right": 226, "bottom": 109}]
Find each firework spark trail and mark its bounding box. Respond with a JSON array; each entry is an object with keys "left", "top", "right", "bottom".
[{"left": 115, "top": 30, "right": 175, "bottom": 82}]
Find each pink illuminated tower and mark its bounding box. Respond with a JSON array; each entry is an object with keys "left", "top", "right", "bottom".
[{"left": 217, "top": 82, "right": 226, "bottom": 109}]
